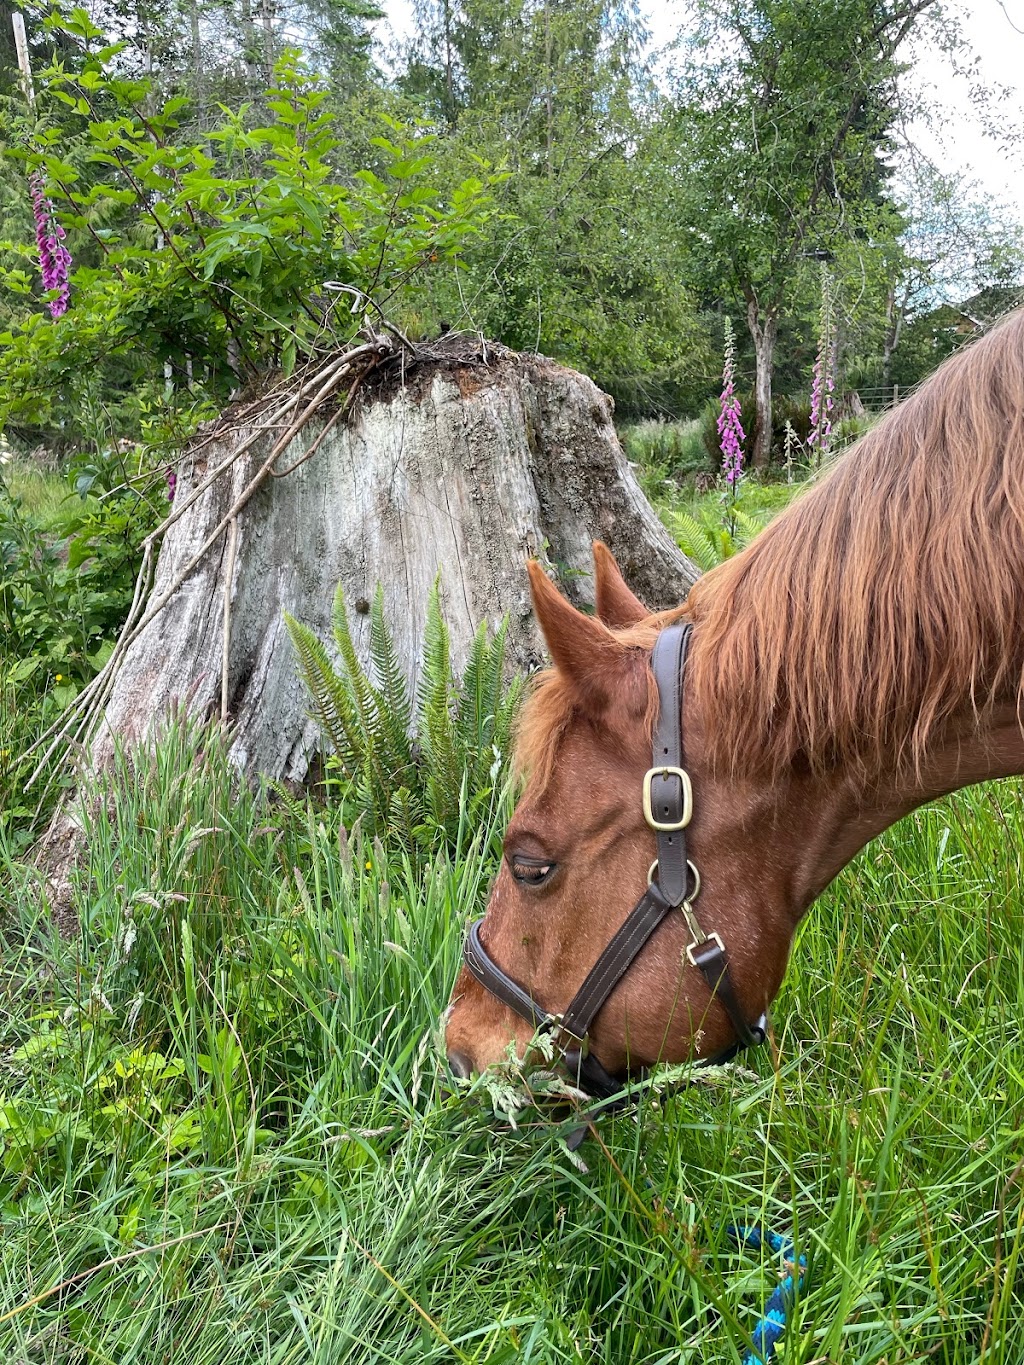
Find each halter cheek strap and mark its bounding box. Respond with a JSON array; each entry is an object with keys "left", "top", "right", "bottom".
[
  {"left": 462, "top": 622, "right": 766, "bottom": 1100},
  {"left": 647, "top": 626, "right": 765, "bottom": 1055}
]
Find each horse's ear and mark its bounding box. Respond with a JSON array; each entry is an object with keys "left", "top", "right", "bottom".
[
  {"left": 592, "top": 541, "right": 648, "bottom": 628},
  {"left": 528, "top": 559, "right": 627, "bottom": 711}
]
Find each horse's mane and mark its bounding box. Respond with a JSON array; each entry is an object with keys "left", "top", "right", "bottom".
[
  {"left": 688, "top": 307, "right": 1024, "bottom": 780},
  {"left": 516, "top": 308, "right": 1024, "bottom": 791}
]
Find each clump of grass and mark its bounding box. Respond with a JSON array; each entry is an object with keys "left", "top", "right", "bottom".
[
  {"left": 620, "top": 418, "right": 709, "bottom": 501},
  {"left": 2, "top": 455, "right": 68, "bottom": 530},
  {"left": 2, "top": 715, "right": 1023, "bottom": 1362}
]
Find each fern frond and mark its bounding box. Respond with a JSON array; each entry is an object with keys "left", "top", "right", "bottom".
[
  {"left": 386, "top": 785, "right": 421, "bottom": 858},
  {"left": 733, "top": 507, "right": 771, "bottom": 540},
  {"left": 415, "top": 582, "right": 460, "bottom": 826},
  {"left": 284, "top": 613, "right": 362, "bottom": 772},
  {"left": 331, "top": 584, "right": 376, "bottom": 734},
  {"left": 457, "top": 619, "right": 513, "bottom": 793},
  {"left": 672, "top": 511, "right": 721, "bottom": 572},
  {"left": 367, "top": 585, "right": 414, "bottom": 768},
  {"left": 415, "top": 579, "right": 452, "bottom": 722},
  {"left": 455, "top": 621, "right": 490, "bottom": 750}
]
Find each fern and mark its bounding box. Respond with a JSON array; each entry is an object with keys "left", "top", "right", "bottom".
[
  {"left": 733, "top": 507, "right": 771, "bottom": 540},
  {"left": 672, "top": 510, "right": 728, "bottom": 571},
  {"left": 456, "top": 618, "right": 523, "bottom": 800},
  {"left": 330, "top": 585, "right": 377, "bottom": 739},
  {"left": 671, "top": 503, "right": 771, "bottom": 569},
  {"left": 282, "top": 614, "right": 360, "bottom": 761},
  {"left": 286, "top": 581, "right": 522, "bottom": 861},
  {"left": 417, "top": 584, "right": 463, "bottom": 829},
  {"left": 367, "top": 586, "right": 414, "bottom": 761}
]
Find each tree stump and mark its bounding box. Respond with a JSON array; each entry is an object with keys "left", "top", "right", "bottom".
[{"left": 65, "top": 339, "right": 699, "bottom": 785}]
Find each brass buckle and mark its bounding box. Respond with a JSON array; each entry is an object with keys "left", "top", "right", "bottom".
[
  {"left": 686, "top": 930, "right": 724, "bottom": 968},
  {"left": 642, "top": 766, "right": 692, "bottom": 832}
]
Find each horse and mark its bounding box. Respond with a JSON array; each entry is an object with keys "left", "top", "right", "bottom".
[{"left": 445, "top": 308, "right": 1024, "bottom": 1087}]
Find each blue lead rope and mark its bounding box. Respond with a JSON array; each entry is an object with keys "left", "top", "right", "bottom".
[{"left": 726, "top": 1226, "right": 807, "bottom": 1364}]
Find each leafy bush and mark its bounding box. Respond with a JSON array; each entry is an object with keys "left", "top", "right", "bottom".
[
  {"left": 285, "top": 582, "right": 523, "bottom": 859},
  {"left": 0, "top": 447, "right": 156, "bottom": 693},
  {"left": 0, "top": 446, "right": 160, "bottom": 849},
  {"left": 1, "top": 17, "right": 503, "bottom": 441}
]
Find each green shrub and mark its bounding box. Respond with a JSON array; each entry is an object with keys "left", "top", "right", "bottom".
[
  {"left": 0, "top": 445, "right": 157, "bottom": 696},
  {"left": 620, "top": 417, "right": 713, "bottom": 504},
  {"left": 621, "top": 418, "right": 709, "bottom": 478},
  {"left": 0, "top": 443, "right": 161, "bottom": 848},
  {"left": 2, "top": 27, "right": 501, "bottom": 445},
  {"left": 700, "top": 390, "right": 812, "bottom": 469}
]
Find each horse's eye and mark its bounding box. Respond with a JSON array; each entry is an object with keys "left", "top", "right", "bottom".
[{"left": 508, "top": 855, "right": 556, "bottom": 886}]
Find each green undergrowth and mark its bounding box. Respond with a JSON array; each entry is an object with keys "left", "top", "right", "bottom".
[
  {"left": 2, "top": 717, "right": 1023, "bottom": 1362},
  {"left": 2, "top": 460, "right": 68, "bottom": 530}
]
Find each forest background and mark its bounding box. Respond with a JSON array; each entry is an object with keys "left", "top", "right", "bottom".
[{"left": 4, "top": 0, "right": 1024, "bottom": 745}]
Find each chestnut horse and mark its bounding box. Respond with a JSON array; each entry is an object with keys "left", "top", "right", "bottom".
[{"left": 446, "top": 309, "right": 1024, "bottom": 1084}]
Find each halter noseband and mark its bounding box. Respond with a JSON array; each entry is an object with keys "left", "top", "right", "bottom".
[{"left": 462, "top": 623, "right": 767, "bottom": 1102}]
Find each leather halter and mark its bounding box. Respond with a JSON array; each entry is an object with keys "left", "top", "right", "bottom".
[{"left": 462, "top": 623, "right": 767, "bottom": 1101}]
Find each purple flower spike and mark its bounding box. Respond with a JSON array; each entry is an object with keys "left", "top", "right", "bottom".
[
  {"left": 718, "top": 318, "right": 745, "bottom": 487},
  {"left": 30, "top": 171, "right": 72, "bottom": 319}
]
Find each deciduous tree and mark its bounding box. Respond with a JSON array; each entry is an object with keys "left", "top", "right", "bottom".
[{"left": 670, "top": 0, "right": 941, "bottom": 465}]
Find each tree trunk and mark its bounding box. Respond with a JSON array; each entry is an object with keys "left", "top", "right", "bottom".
[
  {"left": 239, "top": 0, "right": 259, "bottom": 93},
  {"left": 187, "top": 0, "right": 205, "bottom": 123},
  {"left": 86, "top": 341, "right": 697, "bottom": 785},
  {"left": 260, "top": 0, "right": 275, "bottom": 83},
  {"left": 442, "top": 0, "right": 457, "bottom": 131},
  {"left": 882, "top": 281, "right": 906, "bottom": 388},
  {"left": 746, "top": 296, "right": 778, "bottom": 471}
]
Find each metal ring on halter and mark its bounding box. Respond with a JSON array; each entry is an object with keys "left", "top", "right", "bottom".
[{"left": 648, "top": 859, "right": 701, "bottom": 900}]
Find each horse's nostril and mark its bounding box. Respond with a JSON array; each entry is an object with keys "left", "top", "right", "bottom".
[{"left": 448, "top": 1050, "right": 474, "bottom": 1080}]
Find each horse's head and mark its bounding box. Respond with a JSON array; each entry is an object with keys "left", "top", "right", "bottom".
[{"left": 445, "top": 545, "right": 793, "bottom": 1084}]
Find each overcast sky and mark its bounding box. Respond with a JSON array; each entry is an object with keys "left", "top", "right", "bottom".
[
  {"left": 896, "top": 0, "right": 1024, "bottom": 221},
  {"left": 375, "top": 0, "right": 1024, "bottom": 222}
]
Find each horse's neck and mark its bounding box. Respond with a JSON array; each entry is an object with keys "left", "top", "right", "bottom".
[{"left": 781, "top": 703, "right": 1024, "bottom": 914}]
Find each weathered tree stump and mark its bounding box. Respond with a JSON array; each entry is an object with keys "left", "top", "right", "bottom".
[{"left": 82, "top": 338, "right": 696, "bottom": 784}]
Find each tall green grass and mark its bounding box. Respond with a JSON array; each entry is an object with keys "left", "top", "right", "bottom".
[
  {"left": 2, "top": 717, "right": 1023, "bottom": 1361},
  {"left": 2, "top": 458, "right": 68, "bottom": 530}
]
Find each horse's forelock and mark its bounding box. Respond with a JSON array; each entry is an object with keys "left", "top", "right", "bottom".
[{"left": 514, "top": 619, "right": 668, "bottom": 793}]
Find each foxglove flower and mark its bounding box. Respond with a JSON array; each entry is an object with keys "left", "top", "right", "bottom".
[
  {"left": 717, "top": 318, "right": 745, "bottom": 486},
  {"left": 30, "top": 171, "right": 71, "bottom": 319}
]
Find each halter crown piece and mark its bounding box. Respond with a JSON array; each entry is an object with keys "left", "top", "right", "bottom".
[{"left": 463, "top": 623, "right": 766, "bottom": 1101}]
